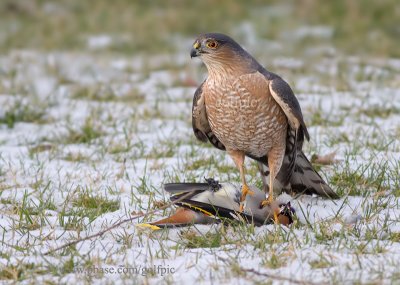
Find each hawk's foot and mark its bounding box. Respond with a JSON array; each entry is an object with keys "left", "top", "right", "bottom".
[
  {"left": 240, "top": 184, "right": 254, "bottom": 202},
  {"left": 259, "top": 196, "right": 274, "bottom": 208},
  {"left": 273, "top": 211, "right": 279, "bottom": 224},
  {"left": 239, "top": 184, "right": 254, "bottom": 212}
]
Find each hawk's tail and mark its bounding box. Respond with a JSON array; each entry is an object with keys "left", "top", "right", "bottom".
[{"left": 289, "top": 151, "right": 339, "bottom": 198}]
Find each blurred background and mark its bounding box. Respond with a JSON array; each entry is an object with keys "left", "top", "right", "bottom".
[{"left": 0, "top": 0, "right": 399, "bottom": 57}]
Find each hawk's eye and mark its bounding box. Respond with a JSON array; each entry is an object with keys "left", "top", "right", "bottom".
[{"left": 206, "top": 40, "right": 218, "bottom": 49}]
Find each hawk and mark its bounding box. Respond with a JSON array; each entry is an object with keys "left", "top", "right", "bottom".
[{"left": 190, "top": 33, "right": 338, "bottom": 212}]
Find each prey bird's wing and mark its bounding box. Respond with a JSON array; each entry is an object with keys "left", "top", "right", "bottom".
[{"left": 192, "top": 82, "right": 226, "bottom": 150}]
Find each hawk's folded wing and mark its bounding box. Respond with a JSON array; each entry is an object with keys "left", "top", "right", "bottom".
[
  {"left": 192, "top": 82, "right": 225, "bottom": 150},
  {"left": 268, "top": 76, "right": 310, "bottom": 142}
]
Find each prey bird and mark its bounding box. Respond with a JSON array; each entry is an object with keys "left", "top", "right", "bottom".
[
  {"left": 190, "top": 33, "right": 338, "bottom": 213},
  {"left": 151, "top": 181, "right": 295, "bottom": 227}
]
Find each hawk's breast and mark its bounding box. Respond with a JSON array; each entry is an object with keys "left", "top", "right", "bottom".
[{"left": 204, "top": 75, "right": 287, "bottom": 157}]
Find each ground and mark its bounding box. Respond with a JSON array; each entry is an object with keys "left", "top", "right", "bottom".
[{"left": 0, "top": 1, "right": 400, "bottom": 284}]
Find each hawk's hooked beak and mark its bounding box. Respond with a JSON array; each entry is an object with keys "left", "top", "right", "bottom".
[{"left": 190, "top": 41, "right": 201, "bottom": 58}]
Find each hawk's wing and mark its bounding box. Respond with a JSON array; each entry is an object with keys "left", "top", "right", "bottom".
[
  {"left": 252, "top": 71, "right": 337, "bottom": 198},
  {"left": 192, "top": 82, "right": 225, "bottom": 150},
  {"left": 266, "top": 75, "right": 310, "bottom": 142}
]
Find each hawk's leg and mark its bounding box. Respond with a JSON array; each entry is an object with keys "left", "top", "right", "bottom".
[
  {"left": 257, "top": 162, "right": 269, "bottom": 193},
  {"left": 228, "top": 150, "right": 254, "bottom": 212},
  {"left": 260, "top": 147, "right": 285, "bottom": 221}
]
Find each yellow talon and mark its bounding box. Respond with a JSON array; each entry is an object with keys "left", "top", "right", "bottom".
[
  {"left": 273, "top": 211, "right": 279, "bottom": 224},
  {"left": 240, "top": 184, "right": 254, "bottom": 202},
  {"left": 260, "top": 195, "right": 274, "bottom": 208},
  {"left": 239, "top": 184, "right": 254, "bottom": 212},
  {"left": 260, "top": 196, "right": 280, "bottom": 224}
]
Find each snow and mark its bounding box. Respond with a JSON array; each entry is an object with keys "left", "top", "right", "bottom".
[
  {"left": 0, "top": 42, "right": 399, "bottom": 284},
  {"left": 87, "top": 35, "right": 113, "bottom": 50}
]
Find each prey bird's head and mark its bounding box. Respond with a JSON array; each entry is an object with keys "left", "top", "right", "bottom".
[
  {"left": 276, "top": 202, "right": 295, "bottom": 225},
  {"left": 190, "top": 33, "right": 256, "bottom": 74}
]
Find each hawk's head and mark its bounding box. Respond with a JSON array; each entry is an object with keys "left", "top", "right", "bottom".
[
  {"left": 190, "top": 33, "right": 255, "bottom": 73},
  {"left": 190, "top": 33, "right": 236, "bottom": 57}
]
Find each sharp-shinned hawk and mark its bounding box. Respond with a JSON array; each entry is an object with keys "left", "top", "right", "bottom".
[{"left": 190, "top": 33, "right": 338, "bottom": 213}]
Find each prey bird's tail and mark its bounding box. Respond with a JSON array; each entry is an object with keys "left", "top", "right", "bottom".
[{"left": 288, "top": 151, "right": 338, "bottom": 198}]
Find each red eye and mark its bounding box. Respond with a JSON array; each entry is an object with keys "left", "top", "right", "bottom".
[{"left": 206, "top": 40, "right": 218, "bottom": 49}]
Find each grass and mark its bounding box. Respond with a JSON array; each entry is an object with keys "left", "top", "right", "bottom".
[
  {"left": 62, "top": 151, "right": 90, "bottom": 162},
  {"left": 262, "top": 252, "right": 287, "bottom": 269},
  {"left": 357, "top": 105, "right": 400, "bottom": 119},
  {"left": 330, "top": 159, "right": 392, "bottom": 196},
  {"left": 59, "top": 117, "right": 104, "bottom": 145},
  {"left": 71, "top": 85, "right": 145, "bottom": 103},
  {"left": 0, "top": 1, "right": 399, "bottom": 284},
  {"left": 0, "top": 101, "right": 48, "bottom": 128},
  {"left": 309, "top": 256, "right": 333, "bottom": 269},
  {"left": 28, "top": 144, "right": 54, "bottom": 157},
  {"left": 146, "top": 141, "right": 179, "bottom": 159},
  {"left": 180, "top": 230, "right": 222, "bottom": 249},
  {"left": 71, "top": 187, "right": 120, "bottom": 221},
  {"left": 0, "top": 263, "right": 38, "bottom": 281},
  {"left": 308, "top": 109, "right": 345, "bottom": 127}
]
